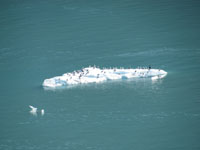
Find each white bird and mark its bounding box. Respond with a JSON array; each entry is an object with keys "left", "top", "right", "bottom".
[
  {"left": 41, "top": 109, "right": 45, "bottom": 116},
  {"left": 29, "top": 105, "right": 37, "bottom": 115}
]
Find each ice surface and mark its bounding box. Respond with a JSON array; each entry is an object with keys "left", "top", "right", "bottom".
[{"left": 43, "top": 66, "right": 167, "bottom": 88}]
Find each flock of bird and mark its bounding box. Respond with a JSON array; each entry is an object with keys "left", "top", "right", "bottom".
[{"left": 29, "top": 105, "right": 44, "bottom": 116}]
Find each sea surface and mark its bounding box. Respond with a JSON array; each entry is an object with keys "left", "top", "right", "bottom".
[{"left": 0, "top": 0, "right": 200, "bottom": 149}]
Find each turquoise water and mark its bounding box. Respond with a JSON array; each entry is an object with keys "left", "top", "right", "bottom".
[{"left": 0, "top": 0, "right": 200, "bottom": 149}]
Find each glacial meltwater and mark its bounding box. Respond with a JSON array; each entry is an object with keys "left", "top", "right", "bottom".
[{"left": 0, "top": 0, "right": 200, "bottom": 150}]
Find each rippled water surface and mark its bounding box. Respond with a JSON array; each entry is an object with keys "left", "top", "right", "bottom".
[{"left": 0, "top": 0, "right": 200, "bottom": 149}]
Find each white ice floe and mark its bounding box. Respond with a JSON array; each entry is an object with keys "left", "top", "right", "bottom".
[{"left": 43, "top": 66, "right": 167, "bottom": 88}]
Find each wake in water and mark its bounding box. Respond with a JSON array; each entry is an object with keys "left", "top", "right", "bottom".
[{"left": 43, "top": 66, "right": 167, "bottom": 88}]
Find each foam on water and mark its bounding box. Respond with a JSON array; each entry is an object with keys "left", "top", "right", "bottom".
[{"left": 43, "top": 66, "right": 167, "bottom": 88}]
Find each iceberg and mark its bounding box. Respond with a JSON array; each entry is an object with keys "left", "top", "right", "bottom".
[{"left": 43, "top": 66, "right": 167, "bottom": 88}]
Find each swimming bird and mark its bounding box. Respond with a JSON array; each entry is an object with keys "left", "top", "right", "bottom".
[
  {"left": 41, "top": 109, "right": 45, "bottom": 116},
  {"left": 29, "top": 105, "right": 37, "bottom": 115}
]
